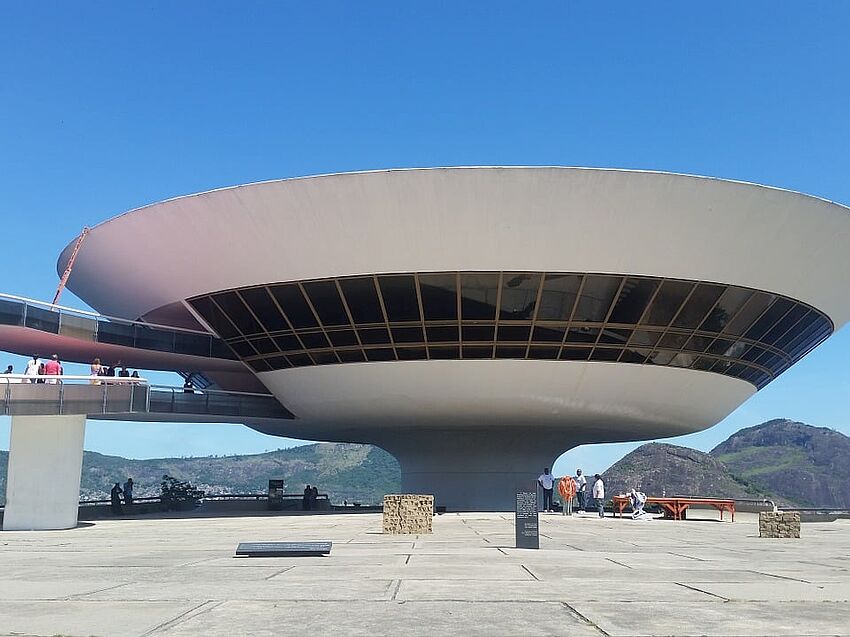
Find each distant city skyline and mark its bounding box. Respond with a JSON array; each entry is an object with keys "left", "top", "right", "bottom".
[{"left": 2, "top": 2, "right": 849, "bottom": 476}]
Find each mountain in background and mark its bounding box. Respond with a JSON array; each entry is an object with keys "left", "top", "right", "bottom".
[
  {"left": 602, "top": 442, "right": 777, "bottom": 503},
  {"left": 2, "top": 419, "right": 848, "bottom": 508},
  {"left": 710, "top": 419, "right": 850, "bottom": 508},
  {"left": 0, "top": 443, "right": 401, "bottom": 506}
]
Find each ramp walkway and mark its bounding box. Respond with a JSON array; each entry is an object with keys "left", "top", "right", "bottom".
[{"left": 0, "top": 376, "right": 293, "bottom": 422}]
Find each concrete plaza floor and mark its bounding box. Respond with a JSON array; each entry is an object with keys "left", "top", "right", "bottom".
[{"left": 1, "top": 510, "right": 849, "bottom": 636}]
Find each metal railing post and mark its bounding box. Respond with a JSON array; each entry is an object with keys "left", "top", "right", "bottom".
[
  {"left": 102, "top": 381, "right": 108, "bottom": 414},
  {"left": 58, "top": 378, "right": 65, "bottom": 415},
  {"left": 3, "top": 379, "right": 10, "bottom": 416}
]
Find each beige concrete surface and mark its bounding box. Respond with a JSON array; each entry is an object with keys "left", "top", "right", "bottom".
[{"left": 1, "top": 510, "right": 849, "bottom": 636}]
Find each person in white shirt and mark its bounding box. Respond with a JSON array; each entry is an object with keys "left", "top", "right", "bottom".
[
  {"left": 575, "top": 469, "right": 587, "bottom": 512},
  {"left": 24, "top": 356, "right": 40, "bottom": 383},
  {"left": 537, "top": 468, "right": 555, "bottom": 513},
  {"left": 592, "top": 474, "right": 605, "bottom": 518},
  {"left": 629, "top": 489, "right": 647, "bottom": 518}
]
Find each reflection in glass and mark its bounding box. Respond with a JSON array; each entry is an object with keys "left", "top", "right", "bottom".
[
  {"left": 420, "top": 274, "right": 458, "bottom": 321},
  {"left": 500, "top": 273, "right": 540, "bottom": 320},
  {"left": 537, "top": 274, "right": 582, "bottom": 320},
  {"left": 460, "top": 273, "right": 500, "bottom": 320}
]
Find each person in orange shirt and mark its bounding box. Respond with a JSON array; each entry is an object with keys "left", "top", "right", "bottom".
[{"left": 558, "top": 475, "right": 577, "bottom": 516}]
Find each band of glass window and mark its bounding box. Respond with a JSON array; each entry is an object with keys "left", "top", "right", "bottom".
[{"left": 187, "top": 272, "right": 833, "bottom": 390}]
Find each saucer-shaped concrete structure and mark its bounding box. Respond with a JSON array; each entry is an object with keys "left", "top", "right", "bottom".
[{"left": 44, "top": 167, "right": 850, "bottom": 509}]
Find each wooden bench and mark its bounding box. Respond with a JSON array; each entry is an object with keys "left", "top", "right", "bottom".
[{"left": 612, "top": 495, "right": 735, "bottom": 522}]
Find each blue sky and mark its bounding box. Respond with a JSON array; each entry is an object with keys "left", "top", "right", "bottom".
[{"left": 1, "top": 2, "right": 849, "bottom": 474}]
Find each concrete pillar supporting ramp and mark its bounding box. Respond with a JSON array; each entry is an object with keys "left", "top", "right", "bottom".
[{"left": 3, "top": 414, "right": 86, "bottom": 530}]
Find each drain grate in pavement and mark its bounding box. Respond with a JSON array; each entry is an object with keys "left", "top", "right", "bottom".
[{"left": 235, "top": 541, "right": 332, "bottom": 557}]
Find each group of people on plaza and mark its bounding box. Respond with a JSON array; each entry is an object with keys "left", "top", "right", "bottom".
[
  {"left": 302, "top": 484, "right": 320, "bottom": 510},
  {"left": 110, "top": 478, "right": 135, "bottom": 515},
  {"left": 538, "top": 468, "right": 650, "bottom": 519},
  {"left": 537, "top": 467, "right": 607, "bottom": 517},
  {"left": 1, "top": 355, "right": 141, "bottom": 384}
]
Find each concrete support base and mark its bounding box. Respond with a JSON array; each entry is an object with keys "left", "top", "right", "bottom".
[
  {"left": 3, "top": 415, "right": 87, "bottom": 531},
  {"left": 374, "top": 429, "right": 567, "bottom": 512}
]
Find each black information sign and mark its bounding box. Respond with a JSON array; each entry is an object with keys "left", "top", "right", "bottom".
[{"left": 515, "top": 489, "right": 539, "bottom": 549}]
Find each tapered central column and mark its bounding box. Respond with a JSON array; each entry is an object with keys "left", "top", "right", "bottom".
[{"left": 373, "top": 428, "right": 571, "bottom": 512}]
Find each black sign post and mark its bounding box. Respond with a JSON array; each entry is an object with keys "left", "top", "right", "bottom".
[{"left": 515, "top": 488, "right": 539, "bottom": 549}]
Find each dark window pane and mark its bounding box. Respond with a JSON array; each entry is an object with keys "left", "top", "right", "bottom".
[
  {"left": 299, "top": 332, "right": 330, "bottom": 349},
  {"left": 378, "top": 275, "right": 421, "bottom": 322},
  {"left": 460, "top": 273, "right": 500, "bottom": 320},
  {"left": 249, "top": 337, "right": 278, "bottom": 354},
  {"left": 462, "top": 325, "right": 495, "bottom": 341},
  {"left": 303, "top": 281, "right": 350, "bottom": 327},
  {"left": 247, "top": 358, "right": 272, "bottom": 372},
  {"left": 706, "top": 338, "right": 735, "bottom": 356},
  {"left": 270, "top": 284, "right": 318, "bottom": 329},
  {"left": 500, "top": 273, "right": 541, "bottom": 321},
  {"left": 189, "top": 297, "right": 239, "bottom": 339},
  {"left": 428, "top": 346, "right": 460, "bottom": 359},
  {"left": 274, "top": 334, "right": 303, "bottom": 351},
  {"left": 174, "top": 332, "right": 212, "bottom": 357},
  {"left": 529, "top": 346, "right": 560, "bottom": 359},
  {"left": 396, "top": 347, "right": 427, "bottom": 360},
  {"left": 658, "top": 332, "right": 688, "bottom": 349},
  {"left": 337, "top": 349, "right": 366, "bottom": 363},
  {"left": 597, "top": 328, "right": 631, "bottom": 345},
  {"left": 426, "top": 325, "right": 458, "bottom": 343},
  {"left": 628, "top": 330, "right": 662, "bottom": 347},
  {"left": 359, "top": 328, "right": 391, "bottom": 345},
  {"left": 691, "top": 357, "right": 716, "bottom": 371},
  {"left": 239, "top": 287, "right": 289, "bottom": 332},
  {"left": 212, "top": 292, "right": 262, "bottom": 335},
  {"left": 620, "top": 348, "right": 650, "bottom": 364},
  {"left": 339, "top": 277, "right": 384, "bottom": 325},
  {"left": 560, "top": 347, "right": 591, "bottom": 361},
  {"left": 574, "top": 275, "right": 622, "bottom": 322},
  {"left": 311, "top": 351, "right": 339, "bottom": 365},
  {"left": 210, "top": 339, "right": 236, "bottom": 360},
  {"left": 722, "top": 292, "right": 774, "bottom": 336},
  {"left": 565, "top": 327, "right": 599, "bottom": 343},
  {"left": 608, "top": 278, "right": 658, "bottom": 325},
  {"left": 589, "top": 348, "right": 621, "bottom": 361},
  {"left": 364, "top": 348, "right": 395, "bottom": 362},
  {"left": 266, "top": 356, "right": 291, "bottom": 370},
  {"left": 327, "top": 329, "right": 359, "bottom": 347},
  {"left": 497, "top": 325, "right": 530, "bottom": 341},
  {"left": 134, "top": 326, "right": 174, "bottom": 352},
  {"left": 744, "top": 298, "right": 793, "bottom": 342},
  {"left": 229, "top": 340, "right": 258, "bottom": 357},
  {"left": 702, "top": 287, "right": 751, "bottom": 332},
  {"left": 392, "top": 326, "right": 424, "bottom": 343},
  {"left": 531, "top": 325, "right": 566, "bottom": 343},
  {"left": 761, "top": 305, "right": 808, "bottom": 346},
  {"left": 495, "top": 345, "right": 527, "bottom": 358},
  {"left": 286, "top": 353, "right": 314, "bottom": 367},
  {"left": 462, "top": 345, "right": 493, "bottom": 359},
  {"left": 642, "top": 280, "right": 693, "bottom": 326},
  {"left": 0, "top": 299, "right": 24, "bottom": 326},
  {"left": 672, "top": 284, "right": 725, "bottom": 329},
  {"left": 684, "top": 334, "right": 714, "bottom": 352},
  {"left": 537, "top": 274, "right": 582, "bottom": 320},
  {"left": 24, "top": 305, "right": 59, "bottom": 334},
  {"left": 96, "top": 320, "right": 136, "bottom": 346},
  {"left": 420, "top": 274, "right": 458, "bottom": 321},
  {"left": 775, "top": 311, "right": 818, "bottom": 351}
]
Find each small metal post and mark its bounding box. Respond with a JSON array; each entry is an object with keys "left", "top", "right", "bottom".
[{"left": 58, "top": 379, "right": 65, "bottom": 415}]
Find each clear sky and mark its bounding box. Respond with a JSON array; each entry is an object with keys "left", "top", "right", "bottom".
[{"left": 1, "top": 2, "right": 849, "bottom": 475}]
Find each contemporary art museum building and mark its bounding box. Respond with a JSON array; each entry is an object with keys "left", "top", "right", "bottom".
[{"left": 2, "top": 167, "right": 850, "bottom": 526}]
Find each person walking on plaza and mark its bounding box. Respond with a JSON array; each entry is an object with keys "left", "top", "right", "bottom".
[
  {"left": 302, "top": 484, "right": 311, "bottom": 511},
  {"left": 592, "top": 474, "right": 605, "bottom": 518},
  {"left": 575, "top": 468, "right": 587, "bottom": 511},
  {"left": 110, "top": 483, "right": 124, "bottom": 515},
  {"left": 558, "top": 474, "right": 577, "bottom": 516},
  {"left": 538, "top": 468, "right": 555, "bottom": 513},
  {"left": 123, "top": 478, "right": 134, "bottom": 506},
  {"left": 24, "top": 355, "right": 39, "bottom": 383}
]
